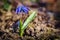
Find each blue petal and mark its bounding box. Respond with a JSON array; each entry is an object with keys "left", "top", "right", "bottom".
[
  {"left": 16, "top": 6, "right": 22, "bottom": 14},
  {"left": 22, "top": 5, "right": 29, "bottom": 9},
  {"left": 22, "top": 6, "right": 29, "bottom": 13},
  {"left": 23, "top": 9, "right": 28, "bottom": 13},
  {"left": 22, "top": 6, "right": 29, "bottom": 11},
  {"left": 16, "top": 21, "right": 20, "bottom": 26},
  {"left": 16, "top": 8, "right": 19, "bottom": 14},
  {"left": 16, "top": 5, "right": 29, "bottom": 14}
]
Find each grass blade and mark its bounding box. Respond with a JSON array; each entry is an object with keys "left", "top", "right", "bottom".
[
  {"left": 19, "top": 20, "right": 23, "bottom": 36},
  {"left": 19, "top": 11, "right": 37, "bottom": 36},
  {"left": 22, "top": 11, "right": 36, "bottom": 30}
]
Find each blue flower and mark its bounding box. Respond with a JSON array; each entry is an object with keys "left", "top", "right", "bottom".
[
  {"left": 13, "top": 21, "right": 20, "bottom": 32},
  {"left": 16, "top": 21, "right": 20, "bottom": 26},
  {"left": 16, "top": 5, "right": 29, "bottom": 14}
]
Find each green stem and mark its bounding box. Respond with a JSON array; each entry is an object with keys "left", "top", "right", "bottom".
[
  {"left": 20, "top": 29, "right": 24, "bottom": 37},
  {"left": 8, "top": 5, "right": 12, "bottom": 12}
]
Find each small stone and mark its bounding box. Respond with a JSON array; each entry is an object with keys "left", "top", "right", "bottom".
[
  {"left": 6, "top": 29, "right": 9, "bottom": 32},
  {"left": 9, "top": 28, "right": 13, "bottom": 30}
]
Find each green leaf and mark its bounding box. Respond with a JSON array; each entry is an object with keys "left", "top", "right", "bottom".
[
  {"left": 3, "top": 0, "right": 10, "bottom": 10},
  {"left": 3, "top": 0, "right": 7, "bottom": 3},
  {"left": 3, "top": 3, "right": 10, "bottom": 10},
  {"left": 30, "top": 0, "right": 36, "bottom": 2},
  {"left": 19, "top": 20, "right": 23, "bottom": 29},
  {"left": 22, "top": 11, "right": 36, "bottom": 30},
  {"left": 19, "top": 11, "right": 37, "bottom": 36},
  {"left": 19, "top": 20, "right": 23, "bottom": 36}
]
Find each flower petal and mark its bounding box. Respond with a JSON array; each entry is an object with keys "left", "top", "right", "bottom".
[{"left": 16, "top": 6, "right": 22, "bottom": 14}]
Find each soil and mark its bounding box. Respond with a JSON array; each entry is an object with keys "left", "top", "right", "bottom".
[
  {"left": 0, "top": 9, "right": 60, "bottom": 40},
  {"left": 0, "top": 0, "right": 60, "bottom": 40}
]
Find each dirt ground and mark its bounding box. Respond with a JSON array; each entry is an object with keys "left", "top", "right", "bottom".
[{"left": 0, "top": 0, "right": 60, "bottom": 40}]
